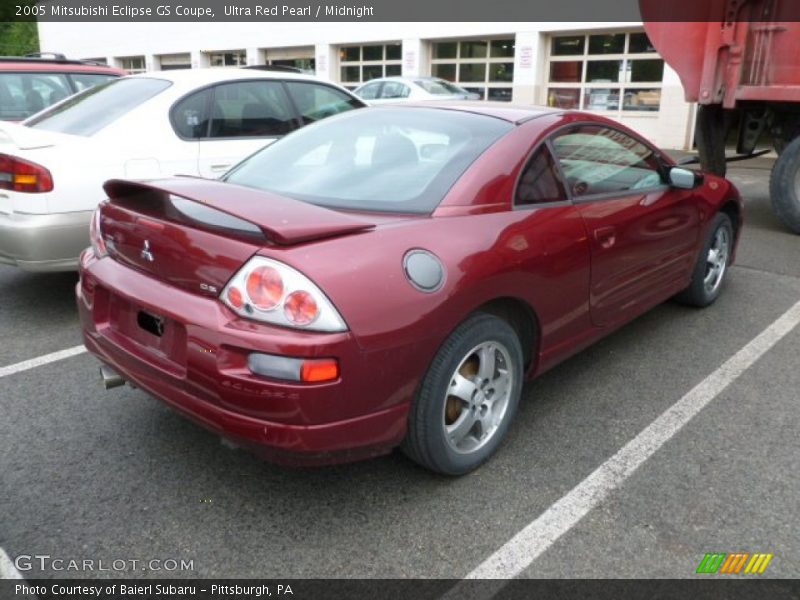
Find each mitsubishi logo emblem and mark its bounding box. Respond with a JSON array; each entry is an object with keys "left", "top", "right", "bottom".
[{"left": 141, "top": 240, "right": 154, "bottom": 262}]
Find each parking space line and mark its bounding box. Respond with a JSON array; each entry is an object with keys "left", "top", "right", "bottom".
[
  {"left": 0, "top": 547, "right": 23, "bottom": 579},
  {"left": 445, "top": 298, "right": 800, "bottom": 590},
  {"left": 0, "top": 345, "right": 87, "bottom": 379}
]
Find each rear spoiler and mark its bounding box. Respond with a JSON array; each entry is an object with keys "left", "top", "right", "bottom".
[{"left": 103, "top": 177, "right": 375, "bottom": 246}]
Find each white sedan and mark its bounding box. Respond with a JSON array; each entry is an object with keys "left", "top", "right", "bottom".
[
  {"left": 354, "top": 76, "right": 480, "bottom": 104},
  {"left": 0, "top": 68, "right": 364, "bottom": 271}
]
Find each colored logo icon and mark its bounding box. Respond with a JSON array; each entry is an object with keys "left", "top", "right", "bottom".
[{"left": 696, "top": 552, "right": 773, "bottom": 574}]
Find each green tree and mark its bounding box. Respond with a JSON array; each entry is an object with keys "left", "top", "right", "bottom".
[{"left": 0, "top": 21, "right": 40, "bottom": 56}]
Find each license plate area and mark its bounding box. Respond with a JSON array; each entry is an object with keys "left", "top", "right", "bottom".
[
  {"left": 108, "top": 295, "right": 187, "bottom": 370},
  {"left": 137, "top": 310, "right": 165, "bottom": 337}
]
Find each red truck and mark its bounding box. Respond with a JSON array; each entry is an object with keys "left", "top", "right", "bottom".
[{"left": 641, "top": 1, "right": 800, "bottom": 233}]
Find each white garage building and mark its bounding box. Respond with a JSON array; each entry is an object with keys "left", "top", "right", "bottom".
[{"left": 37, "top": 21, "right": 695, "bottom": 149}]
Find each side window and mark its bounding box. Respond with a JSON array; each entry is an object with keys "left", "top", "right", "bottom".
[
  {"left": 516, "top": 146, "right": 568, "bottom": 206},
  {"left": 380, "top": 82, "right": 410, "bottom": 99},
  {"left": 0, "top": 73, "right": 72, "bottom": 118},
  {"left": 29, "top": 74, "right": 72, "bottom": 108},
  {"left": 357, "top": 82, "right": 382, "bottom": 100},
  {"left": 0, "top": 74, "right": 29, "bottom": 120},
  {"left": 208, "top": 80, "right": 296, "bottom": 139},
  {"left": 551, "top": 125, "right": 663, "bottom": 197},
  {"left": 284, "top": 81, "right": 363, "bottom": 126},
  {"left": 171, "top": 87, "right": 212, "bottom": 140}
]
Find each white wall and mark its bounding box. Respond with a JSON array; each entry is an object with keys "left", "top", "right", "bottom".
[
  {"left": 38, "top": 21, "right": 695, "bottom": 149},
  {"left": 40, "top": 22, "right": 639, "bottom": 58}
]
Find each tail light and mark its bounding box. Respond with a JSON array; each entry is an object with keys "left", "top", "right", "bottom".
[
  {"left": 0, "top": 153, "right": 53, "bottom": 193},
  {"left": 248, "top": 353, "right": 340, "bottom": 383},
  {"left": 301, "top": 358, "right": 339, "bottom": 382},
  {"left": 221, "top": 257, "right": 347, "bottom": 332},
  {"left": 284, "top": 291, "right": 318, "bottom": 326},
  {"left": 246, "top": 265, "right": 284, "bottom": 310},
  {"left": 89, "top": 207, "right": 107, "bottom": 258}
]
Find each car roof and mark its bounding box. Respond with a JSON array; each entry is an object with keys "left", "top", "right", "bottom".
[
  {"left": 0, "top": 58, "right": 124, "bottom": 75},
  {"left": 377, "top": 101, "right": 563, "bottom": 125},
  {"left": 360, "top": 76, "right": 440, "bottom": 84},
  {"left": 356, "top": 77, "right": 428, "bottom": 89}
]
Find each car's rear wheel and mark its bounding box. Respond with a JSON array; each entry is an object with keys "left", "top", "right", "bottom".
[
  {"left": 403, "top": 313, "right": 523, "bottom": 475},
  {"left": 675, "top": 212, "right": 733, "bottom": 307}
]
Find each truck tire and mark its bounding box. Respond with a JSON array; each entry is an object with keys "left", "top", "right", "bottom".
[
  {"left": 696, "top": 104, "right": 729, "bottom": 177},
  {"left": 772, "top": 118, "right": 800, "bottom": 155},
  {"left": 769, "top": 135, "right": 800, "bottom": 234}
]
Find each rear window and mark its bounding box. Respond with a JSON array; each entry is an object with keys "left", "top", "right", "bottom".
[
  {"left": 415, "top": 79, "right": 466, "bottom": 95},
  {"left": 224, "top": 107, "right": 513, "bottom": 214},
  {"left": 0, "top": 72, "right": 72, "bottom": 120},
  {"left": 284, "top": 81, "right": 363, "bottom": 126},
  {"left": 26, "top": 78, "right": 171, "bottom": 136},
  {"left": 70, "top": 72, "right": 118, "bottom": 92}
]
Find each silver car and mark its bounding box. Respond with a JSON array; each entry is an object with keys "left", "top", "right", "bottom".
[{"left": 354, "top": 76, "right": 480, "bottom": 104}]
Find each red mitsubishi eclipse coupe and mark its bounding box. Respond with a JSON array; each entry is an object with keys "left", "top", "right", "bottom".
[{"left": 78, "top": 104, "right": 742, "bottom": 475}]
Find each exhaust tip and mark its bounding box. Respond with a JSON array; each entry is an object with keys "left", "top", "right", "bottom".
[{"left": 99, "top": 365, "right": 125, "bottom": 390}]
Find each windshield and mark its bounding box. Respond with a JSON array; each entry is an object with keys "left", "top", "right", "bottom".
[
  {"left": 25, "top": 77, "right": 171, "bottom": 136},
  {"left": 415, "top": 79, "right": 469, "bottom": 96},
  {"left": 224, "top": 107, "right": 513, "bottom": 214}
]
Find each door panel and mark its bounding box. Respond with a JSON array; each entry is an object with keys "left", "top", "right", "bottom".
[
  {"left": 551, "top": 124, "right": 701, "bottom": 327},
  {"left": 576, "top": 189, "right": 700, "bottom": 326},
  {"left": 198, "top": 138, "right": 275, "bottom": 178}
]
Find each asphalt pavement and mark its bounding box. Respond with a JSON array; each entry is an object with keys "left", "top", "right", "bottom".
[{"left": 0, "top": 155, "right": 798, "bottom": 580}]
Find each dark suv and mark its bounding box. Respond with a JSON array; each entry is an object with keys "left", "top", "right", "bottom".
[{"left": 0, "top": 53, "right": 126, "bottom": 121}]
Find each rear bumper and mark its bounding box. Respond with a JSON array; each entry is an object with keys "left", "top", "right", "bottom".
[
  {"left": 0, "top": 210, "right": 91, "bottom": 271},
  {"left": 77, "top": 251, "right": 415, "bottom": 465},
  {"left": 85, "top": 343, "right": 409, "bottom": 465}
]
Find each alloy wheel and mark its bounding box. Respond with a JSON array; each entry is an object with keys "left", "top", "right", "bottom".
[{"left": 442, "top": 341, "right": 515, "bottom": 454}]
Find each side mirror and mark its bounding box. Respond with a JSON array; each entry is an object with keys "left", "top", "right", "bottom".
[{"left": 668, "top": 166, "right": 704, "bottom": 189}]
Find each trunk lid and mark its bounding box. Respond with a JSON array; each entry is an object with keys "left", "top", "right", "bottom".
[
  {"left": 0, "top": 121, "right": 78, "bottom": 151},
  {"left": 99, "top": 177, "right": 376, "bottom": 297}
]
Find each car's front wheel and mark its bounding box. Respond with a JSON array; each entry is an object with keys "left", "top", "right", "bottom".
[
  {"left": 403, "top": 313, "right": 524, "bottom": 475},
  {"left": 675, "top": 212, "right": 734, "bottom": 307}
]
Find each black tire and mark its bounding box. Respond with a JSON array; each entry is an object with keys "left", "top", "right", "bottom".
[
  {"left": 402, "top": 313, "right": 524, "bottom": 476},
  {"left": 769, "top": 135, "right": 800, "bottom": 234},
  {"left": 675, "top": 213, "right": 734, "bottom": 307},
  {"left": 695, "top": 104, "right": 730, "bottom": 177}
]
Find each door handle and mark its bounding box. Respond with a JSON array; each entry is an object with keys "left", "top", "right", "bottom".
[
  {"left": 594, "top": 226, "right": 617, "bottom": 249},
  {"left": 209, "top": 163, "right": 231, "bottom": 172}
]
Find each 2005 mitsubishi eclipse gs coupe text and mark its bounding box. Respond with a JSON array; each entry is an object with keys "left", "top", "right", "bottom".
[{"left": 78, "top": 103, "right": 742, "bottom": 475}]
